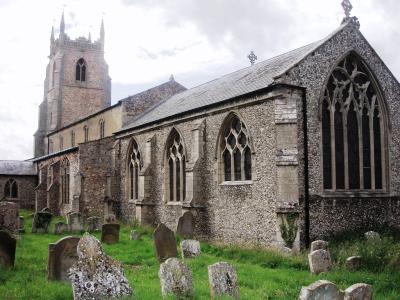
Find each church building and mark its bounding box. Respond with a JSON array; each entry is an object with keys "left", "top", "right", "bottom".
[{"left": 3, "top": 2, "right": 400, "bottom": 249}]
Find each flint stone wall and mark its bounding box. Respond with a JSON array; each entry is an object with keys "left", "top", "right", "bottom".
[{"left": 0, "top": 176, "right": 37, "bottom": 209}]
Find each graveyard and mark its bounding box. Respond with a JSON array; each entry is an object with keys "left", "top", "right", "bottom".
[{"left": 0, "top": 209, "right": 399, "bottom": 299}]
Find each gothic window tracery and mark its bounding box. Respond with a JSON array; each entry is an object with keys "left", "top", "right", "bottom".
[
  {"left": 165, "top": 129, "right": 186, "bottom": 202},
  {"left": 60, "top": 158, "right": 70, "bottom": 204},
  {"left": 219, "top": 114, "right": 252, "bottom": 182},
  {"left": 322, "top": 53, "right": 386, "bottom": 191},
  {"left": 4, "top": 179, "right": 18, "bottom": 198},
  {"left": 75, "top": 58, "right": 86, "bottom": 82},
  {"left": 127, "top": 139, "right": 141, "bottom": 200}
]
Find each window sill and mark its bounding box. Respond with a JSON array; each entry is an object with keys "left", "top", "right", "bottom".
[
  {"left": 166, "top": 201, "right": 183, "bottom": 206},
  {"left": 219, "top": 180, "right": 253, "bottom": 186},
  {"left": 319, "top": 190, "right": 390, "bottom": 198}
]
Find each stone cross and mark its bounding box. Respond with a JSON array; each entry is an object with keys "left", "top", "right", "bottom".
[
  {"left": 341, "top": 0, "right": 353, "bottom": 18},
  {"left": 247, "top": 51, "right": 257, "bottom": 66}
]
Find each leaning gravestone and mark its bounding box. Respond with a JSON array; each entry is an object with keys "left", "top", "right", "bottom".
[
  {"left": 176, "top": 211, "right": 194, "bottom": 239},
  {"left": 68, "top": 233, "right": 133, "bottom": 299},
  {"left": 208, "top": 262, "right": 239, "bottom": 299},
  {"left": 159, "top": 257, "right": 194, "bottom": 298},
  {"left": 0, "top": 230, "right": 16, "bottom": 268},
  {"left": 101, "top": 223, "right": 120, "bottom": 244},
  {"left": 54, "top": 222, "right": 67, "bottom": 234},
  {"left": 364, "top": 231, "right": 380, "bottom": 241},
  {"left": 344, "top": 283, "right": 372, "bottom": 300},
  {"left": 0, "top": 201, "right": 19, "bottom": 234},
  {"left": 48, "top": 236, "right": 80, "bottom": 281},
  {"left": 345, "top": 256, "right": 362, "bottom": 271},
  {"left": 67, "top": 212, "right": 84, "bottom": 233},
  {"left": 154, "top": 223, "right": 178, "bottom": 262},
  {"left": 18, "top": 216, "right": 25, "bottom": 233},
  {"left": 299, "top": 280, "right": 344, "bottom": 300},
  {"left": 87, "top": 216, "right": 102, "bottom": 233},
  {"left": 310, "top": 240, "right": 328, "bottom": 252},
  {"left": 308, "top": 249, "right": 332, "bottom": 274},
  {"left": 181, "top": 240, "right": 201, "bottom": 258},
  {"left": 32, "top": 211, "right": 53, "bottom": 233}
]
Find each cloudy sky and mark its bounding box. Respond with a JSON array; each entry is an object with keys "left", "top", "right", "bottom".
[{"left": 0, "top": 0, "right": 399, "bottom": 160}]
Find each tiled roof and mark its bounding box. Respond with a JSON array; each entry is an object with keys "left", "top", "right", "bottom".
[
  {"left": 0, "top": 160, "right": 36, "bottom": 176},
  {"left": 120, "top": 23, "right": 346, "bottom": 131}
]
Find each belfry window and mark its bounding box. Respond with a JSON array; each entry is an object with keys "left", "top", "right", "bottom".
[
  {"left": 219, "top": 114, "right": 252, "bottom": 182},
  {"left": 322, "top": 53, "right": 386, "bottom": 191},
  {"left": 4, "top": 179, "right": 18, "bottom": 198},
  {"left": 75, "top": 58, "right": 86, "bottom": 82},
  {"left": 165, "top": 129, "right": 186, "bottom": 202},
  {"left": 127, "top": 139, "right": 141, "bottom": 200},
  {"left": 60, "top": 158, "right": 70, "bottom": 204}
]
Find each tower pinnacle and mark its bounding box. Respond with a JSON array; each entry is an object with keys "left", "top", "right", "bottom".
[
  {"left": 50, "top": 26, "right": 55, "bottom": 42},
  {"left": 60, "top": 10, "right": 65, "bottom": 34}
]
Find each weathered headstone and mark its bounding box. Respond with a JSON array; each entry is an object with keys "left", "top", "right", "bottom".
[
  {"left": 299, "top": 280, "right": 344, "bottom": 300},
  {"left": 208, "top": 262, "right": 239, "bottom": 299},
  {"left": 344, "top": 283, "right": 372, "bottom": 300},
  {"left": 48, "top": 236, "right": 80, "bottom": 281},
  {"left": 364, "top": 231, "right": 380, "bottom": 241},
  {"left": 67, "top": 212, "right": 83, "bottom": 233},
  {"left": 54, "top": 222, "right": 67, "bottom": 234},
  {"left": 345, "top": 256, "right": 362, "bottom": 271},
  {"left": 32, "top": 211, "right": 53, "bottom": 233},
  {"left": 159, "top": 257, "right": 194, "bottom": 298},
  {"left": 154, "top": 223, "right": 178, "bottom": 262},
  {"left": 308, "top": 249, "right": 332, "bottom": 274},
  {"left": 101, "top": 223, "right": 120, "bottom": 244},
  {"left": 18, "top": 216, "right": 25, "bottom": 233},
  {"left": 68, "top": 233, "right": 133, "bottom": 299},
  {"left": 105, "top": 213, "right": 116, "bottom": 223},
  {"left": 176, "top": 211, "right": 194, "bottom": 239},
  {"left": 130, "top": 230, "right": 140, "bottom": 240},
  {"left": 310, "top": 240, "right": 328, "bottom": 252},
  {"left": 41, "top": 207, "right": 51, "bottom": 213},
  {"left": 0, "top": 230, "right": 16, "bottom": 268},
  {"left": 86, "top": 216, "right": 102, "bottom": 233},
  {"left": 0, "top": 202, "right": 19, "bottom": 234},
  {"left": 181, "top": 240, "right": 201, "bottom": 258}
]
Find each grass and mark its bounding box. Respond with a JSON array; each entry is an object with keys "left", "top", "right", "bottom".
[{"left": 0, "top": 210, "right": 399, "bottom": 299}]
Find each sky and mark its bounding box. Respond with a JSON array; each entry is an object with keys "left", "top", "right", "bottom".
[{"left": 0, "top": 0, "right": 399, "bottom": 160}]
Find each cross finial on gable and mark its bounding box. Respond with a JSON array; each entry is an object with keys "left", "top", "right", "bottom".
[
  {"left": 341, "top": 0, "right": 352, "bottom": 18},
  {"left": 247, "top": 51, "right": 257, "bottom": 66}
]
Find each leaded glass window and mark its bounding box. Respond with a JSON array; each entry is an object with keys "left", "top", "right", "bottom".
[
  {"left": 76, "top": 58, "right": 86, "bottom": 82},
  {"left": 322, "top": 53, "right": 386, "bottom": 191},
  {"left": 4, "top": 179, "right": 18, "bottom": 198},
  {"left": 220, "top": 114, "right": 252, "bottom": 182},
  {"left": 128, "top": 139, "right": 141, "bottom": 200}
]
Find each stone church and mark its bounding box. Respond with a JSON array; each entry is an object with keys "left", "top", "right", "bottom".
[{"left": 2, "top": 4, "right": 400, "bottom": 249}]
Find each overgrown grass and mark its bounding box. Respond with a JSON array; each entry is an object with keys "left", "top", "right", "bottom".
[{"left": 0, "top": 210, "right": 399, "bottom": 299}]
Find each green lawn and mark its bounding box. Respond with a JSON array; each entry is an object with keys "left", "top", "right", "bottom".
[{"left": 0, "top": 210, "right": 399, "bottom": 299}]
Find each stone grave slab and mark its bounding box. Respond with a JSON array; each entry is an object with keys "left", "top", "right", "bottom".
[
  {"left": 176, "top": 211, "right": 194, "bottom": 239},
  {"left": 181, "top": 240, "right": 201, "bottom": 258},
  {"left": 0, "top": 202, "right": 19, "bottom": 234},
  {"left": 345, "top": 256, "right": 362, "bottom": 271},
  {"left": 18, "top": 216, "right": 25, "bottom": 233},
  {"left": 153, "top": 223, "right": 178, "bottom": 263},
  {"left": 101, "top": 223, "right": 120, "bottom": 244},
  {"left": 299, "top": 280, "right": 344, "bottom": 300},
  {"left": 310, "top": 240, "right": 328, "bottom": 252},
  {"left": 208, "top": 262, "right": 239, "bottom": 299},
  {"left": 159, "top": 257, "right": 194, "bottom": 298},
  {"left": 0, "top": 230, "right": 16, "bottom": 268},
  {"left": 32, "top": 211, "right": 53, "bottom": 233},
  {"left": 344, "top": 283, "right": 372, "bottom": 300},
  {"left": 54, "top": 222, "right": 67, "bottom": 234},
  {"left": 130, "top": 230, "right": 140, "bottom": 240},
  {"left": 48, "top": 236, "right": 80, "bottom": 281},
  {"left": 308, "top": 249, "right": 332, "bottom": 274},
  {"left": 87, "top": 216, "right": 102, "bottom": 233},
  {"left": 67, "top": 212, "right": 83, "bottom": 233}
]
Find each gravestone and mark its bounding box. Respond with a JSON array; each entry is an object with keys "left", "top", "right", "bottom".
[
  {"left": 0, "top": 230, "right": 16, "bottom": 268},
  {"left": 159, "top": 257, "right": 194, "bottom": 298},
  {"left": 310, "top": 240, "right": 328, "bottom": 252},
  {"left": 176, "top": 211, "right": 194, "bottom": 239},
  {"left": 364, "top": 231, "right": 380, "bottom": 241},
  {"left": 299, "top": 280, "right": 344, "bottom": 300},
  {"left": 130, "top": 230, "right": 140, "bottom": 240},
  {"left": 48, "top": 236, "right": 80, "bottom": 281},
  {"left": 18, "top": 216, "right": 25, "bottom": 233},
  {"left": 208, "top": 262, "right": 239, "bottom": 299},
  {"left": 308, "top": 249, "right": 332, "bottom": 274},
  {"left": 32, "top": 211, "right": 53, "bottom": 233},
  {"left": 87, "top": 216, "right": 102, "bottom": 233},
  {"left": 41, "top": 207, "right": 51, "bottom": 213},
  {"left": 181, "top": 240, "right": 201, "bottom": 258},
  {"left": 345, "top": 256, "right": 362, "bottom": 271},
  {"left": 68, "top": 233, "right": 133, "bottom": 299},
  {"left": 54, "top": 222, "right": 67, "bottom": 234},
  {"left": 154, "top": 223, "right": 178, "bottom": 262},
  {"left": 0, "top": 201, "right": 19, "bottom": 234},
  {"left": 344, "top": 283, "right": 372, "bottom": 300},
  {"left": 67, "top": 212, "right": 83, "bottom": 233},
  {"left": 105, "top": 213, "right": 116, "bottom": 223},
  {"left": 101, "top": 223, "right": 120, "bottom": 244}
]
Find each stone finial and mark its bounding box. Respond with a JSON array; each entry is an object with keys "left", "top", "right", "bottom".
[
  {"left": 247, "top": 51, "right": 257, "bottom": 66},
  {"left": 60, "top": 10, "right": 65, "bottom": 34},
  {"left": 169, "top": 74, "right": 175, "bottom": 81},
  {"left": 341, "top": 0, "right": 353, "bottom": 18},
  {"left": 50, "top": 26, "right": 55, "bottom": 42}
]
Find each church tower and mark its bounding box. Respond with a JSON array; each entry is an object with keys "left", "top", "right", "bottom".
[{"left": 34, "top": 12, "right": 111, "bottom": 157}]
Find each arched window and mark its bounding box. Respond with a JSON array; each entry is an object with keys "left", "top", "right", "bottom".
[
  {"left": 127, "top": 139, "right": 141, "bottom": 200},
  {"left": 60, "top": 158, "right": 70, "bottom": 204},
  {"left": 99, "top": 119, "right": 105, "bottom": 139},
  {"left": 322, "top": 53, "right": 387, "bottom": 191},
  {"left": 83, "top": 125, "right": 89, "bottom": 142},
  {"left": 75, "top": 58, "right": 86, "bottom": 82},
  {"left": 4, "top": 179, "right": 18, "bottom": 198},
  {"left": 165, "top": 129, "right": 186, "bottom": 202},
  {"left": 219, "top": 114, "right": 252, "bottom": 182},
  {"left": 71, "top": 130, "right": 75, "bottom": 147}
]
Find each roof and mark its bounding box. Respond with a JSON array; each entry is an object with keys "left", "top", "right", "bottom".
[
  {"left": 0, "top": 160, "right": 36, "bottom": 176},
  {"left": 120, "top": 23, "right": 348, "bottom": 132},
  {"left": 31, "top": 147, "right": 78, "bottom": 163}
]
